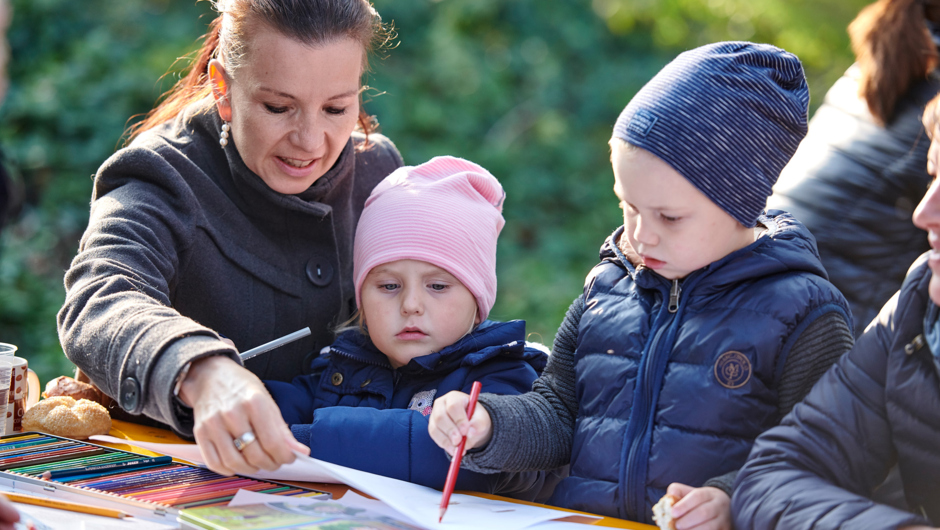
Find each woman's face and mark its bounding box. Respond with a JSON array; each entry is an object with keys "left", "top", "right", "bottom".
[
  {"left": 210, "top": 28, "right": 363, "bottom": 195},
  {"left": 915, "top": 108, "right": 940, "bottom": 305}
]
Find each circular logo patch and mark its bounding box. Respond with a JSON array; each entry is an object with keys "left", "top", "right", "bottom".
[{"left": 714, "top": 350, "right": 751, "bottom": 389}]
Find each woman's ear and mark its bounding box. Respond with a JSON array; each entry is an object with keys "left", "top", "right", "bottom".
[{"left": 208, "top": 58, "right": 232, "bottom": 122}]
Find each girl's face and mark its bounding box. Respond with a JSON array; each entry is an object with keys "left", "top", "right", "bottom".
[
  {"left": 360, "top": 259, "right": 480, "bottom": 369},
  {"left": 914, "top": 113, "right": 940, "bottom": 305},
  {"left": 210, "top": 27, "right": 362, "bottom": 195},
  {"left": 612, "top": 144, "right": 756, "bottom": 280}
]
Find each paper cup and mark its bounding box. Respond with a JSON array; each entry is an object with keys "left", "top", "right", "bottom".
[
  {"left": 0, "top": 359, "right": 12, "bottom": 436},
  {"left": 6, "top": 357, "right": 29, "bottom": 432}
]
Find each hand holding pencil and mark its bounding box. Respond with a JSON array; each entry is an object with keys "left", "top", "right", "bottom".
[
  {"left": 428, "top": 385, "right": 493, "bottom": 460},
  {"left": 437, "top": 381, "right": 483, "bottom": 523}
]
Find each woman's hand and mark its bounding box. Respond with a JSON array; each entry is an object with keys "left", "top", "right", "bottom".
[
  {"left": 428, "top": 390, "right": 493, "bottom": 456},
  {"left": 665, "top": 483, "right": 731, "bottom": 530},
  {"left": 178, "top": 356, "right": 309, "bottom": 476}
]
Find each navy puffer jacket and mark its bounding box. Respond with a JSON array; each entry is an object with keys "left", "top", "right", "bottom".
[
  {"left": 549, "top": 211, "right": 850, "bottom": 522},
  {"left": 733, "top": 255, "right": 940, "bottom": 528},
  {"left": 768, "top": 65, "right": 938, "bottom": 335},
  {"left": 265, "top": 319, "right": 550, "bottom": 497}
]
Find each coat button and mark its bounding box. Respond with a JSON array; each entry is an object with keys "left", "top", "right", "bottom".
[
  {"left": 306, "top": 259, "right": 334, "bottom": 287},
  {"left": 120, "top": 377, "right": 141, "bottom": 412},
  {"left": 360, "top": 378, "right": 371, "bottom": 388},
  {"left": 331, "top": 372, "right": 343, "bottom": 386}
]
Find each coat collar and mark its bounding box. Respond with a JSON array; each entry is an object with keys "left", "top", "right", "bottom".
[{"left": 328, "top": 319, "right": 537, "bottom": 375}]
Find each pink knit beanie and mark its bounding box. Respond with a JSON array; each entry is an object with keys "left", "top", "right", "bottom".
[{"left": 353, "top": 156, "right": 506, "bottom": 321}]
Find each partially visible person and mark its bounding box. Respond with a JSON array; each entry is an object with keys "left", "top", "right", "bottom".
[
  {"left": 57, "top": 0, "right": 402, "bottom": 477},
  {"left": 768, "top": 0, "right": 940, "bottom": 336},
  {"left": 731, "top": 91, "right": 940, "bottom": 530},
  {"left": 264, "top": 156, "right": 553, "bottom": 499},
  {"left": 0, "top": 494, "right": 18, "bottom": 530},
  {"left": 428, "top": 42, "right": 855, "bottom": 527}
]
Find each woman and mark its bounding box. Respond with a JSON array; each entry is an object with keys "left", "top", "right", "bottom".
[
  {"left": 731, "top": 93, "right": 940, "bottom": 529},
  {"left": 768, "top": 0, "right": 940, "bottom": 335},
  {"left": 57, "top": 0, "right": 403, "bottom": 476}
]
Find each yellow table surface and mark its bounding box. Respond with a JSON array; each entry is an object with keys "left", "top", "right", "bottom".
[{"left": 97, "top": 419, "right": 655, "bottom": 529}]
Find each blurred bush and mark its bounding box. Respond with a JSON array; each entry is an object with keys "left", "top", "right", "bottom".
[{"left": 0, "top": 0, "right": 868, "bottom": 384}]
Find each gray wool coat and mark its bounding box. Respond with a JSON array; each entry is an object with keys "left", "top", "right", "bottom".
[{"left": 57, "top": 99, "right": 403, "bottom": 436}]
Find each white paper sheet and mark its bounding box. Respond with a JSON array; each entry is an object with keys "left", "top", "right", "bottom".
[
  {"left": 89, "top": 435, "right": 342, "bottom": 483},
  {"left": 228, "top": 489, "right": 426, "bottom": 528},
  {"left": 292, "top": 453, "right": 581, "bottom": 530},
  {"left": 89, "top": 437, "right": 593, "bottom": 530}
]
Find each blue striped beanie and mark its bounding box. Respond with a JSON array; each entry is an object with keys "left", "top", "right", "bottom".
[{"left": 612, "top": 41, "right": 809, "bottom": 227}]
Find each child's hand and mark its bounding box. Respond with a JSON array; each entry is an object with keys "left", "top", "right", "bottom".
[
  {"left": 664, "top": 483, "right": 730, "bottom": 530},
  {"left": 428, "top": 390, "right": 493, "bottom": 456}
]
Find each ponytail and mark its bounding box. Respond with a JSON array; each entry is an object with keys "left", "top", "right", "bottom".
[{"left": 123, "top": 17, "right": 221, "bottom": 144}]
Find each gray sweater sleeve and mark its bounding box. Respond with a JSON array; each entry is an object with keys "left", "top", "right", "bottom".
[
  {"left": 702, "top": 310, "right": 855, "bottom": 496},
  {"left": 462, "top": 296, "right": 584, "bottom": 473}
]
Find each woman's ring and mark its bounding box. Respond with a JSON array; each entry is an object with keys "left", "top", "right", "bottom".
[{"left": 233, "top": 431, "right": 257, "bottom": 452}]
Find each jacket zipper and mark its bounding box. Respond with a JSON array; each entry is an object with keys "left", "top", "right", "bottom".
[
  {"left": 622, "top": 277, "right": 682, "bottom": 518},
  {"left": 329, "top": 347, "right": 390, "bottom": 369},
  {"left": 668, "top": 279, "right": 680, "bottom": 313}
]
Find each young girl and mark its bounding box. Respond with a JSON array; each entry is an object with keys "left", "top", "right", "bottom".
[
  {"left": 264, "top": 156, "right": 550, "bottom": 498},
  {"left": 429, "top": 42, "right": 856, "bottom": 528}
]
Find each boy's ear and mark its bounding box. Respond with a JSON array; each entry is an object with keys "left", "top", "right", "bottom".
[{"left": 208, "top": 59, "right": 232, "bottom": 122}]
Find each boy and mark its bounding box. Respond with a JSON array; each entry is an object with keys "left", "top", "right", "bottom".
[{"left": 428, "top": 42, "right": 855, "bottom": 528}]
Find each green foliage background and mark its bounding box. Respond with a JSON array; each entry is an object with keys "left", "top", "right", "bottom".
[{"left": 0, "top": 0, "right": 869, "bottom": 385}]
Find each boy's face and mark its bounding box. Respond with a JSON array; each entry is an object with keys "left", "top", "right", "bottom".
[
  {"left": 612, "top": 145, "right": 755, "bottom": 280},
  {"left": 360, "top": 259, "right": 480, "bottom": 368}
]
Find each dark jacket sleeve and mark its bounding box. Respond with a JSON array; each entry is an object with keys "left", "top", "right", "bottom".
[
  {"left": 56, "top": 145, "right": 239, "bottom": 434},
  {"left": 732, "top": 292, "right": 929, "bottom": 529},
  {"left": 287, "top": 354, "right": 542, "bottom": 493},
  {"left": 462, "top": 296, "right": 583, "bottom": 473},
  {"left": 701, "top": 310, "right": 855, "bottom": 497}
]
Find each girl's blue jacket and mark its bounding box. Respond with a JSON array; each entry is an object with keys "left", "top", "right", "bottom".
[{"left": 265, "top": 319, "right": 549, "bottom": 496}]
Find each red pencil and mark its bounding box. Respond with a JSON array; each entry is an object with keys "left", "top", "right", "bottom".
[{"left": 438, "top": 380, "right": 483, "bottom": 523}]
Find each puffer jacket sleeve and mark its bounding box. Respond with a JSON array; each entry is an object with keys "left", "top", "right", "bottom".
[
  {"left": 56, "top": 145, "right": 239, "bottom": 434},
  {"left": 264, "top": 352, "right": 338, "bottom": 424},
  {"left": 288, "top": 351, "right": 543, "bottom": 493},
  {"left": 732, "top": 286, "right": 929, "bottom": 528}
]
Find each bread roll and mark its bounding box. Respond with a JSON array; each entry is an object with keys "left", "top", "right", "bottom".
[
  {"left": 22, "top": 396, "right": 111, "bottom": 439},
  {"left": 652, "top": 494, "right": 677, "bottom": 530},
  {"left": 43, "top": 376, "right": 104, "bottom": 403}
]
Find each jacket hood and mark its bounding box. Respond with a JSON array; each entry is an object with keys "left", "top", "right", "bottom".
[
  {"left": 598, "top": 209, "right": 829, "bottom": 292},
  {"left": 328, "top": 319, "right": 547, "bottom": 376}
]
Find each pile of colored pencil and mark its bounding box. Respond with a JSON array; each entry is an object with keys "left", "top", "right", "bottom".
[{"left": 0, "top": 433, "right": 317, "bottom": 509}]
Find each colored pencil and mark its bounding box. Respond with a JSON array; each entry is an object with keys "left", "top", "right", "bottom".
[
  {"left": 40, "top": 455, "right": 173, "bottom": 480},
  {"left": 438, "top": 380, "right": 482, "bottom": 523},
  {"left": 239, "top": 327, "right": 311, "bottom": 361},
  {"left": 0, "top": 433, "right": 327, "bottom": 511},
  {"left": 3, "top": 492, "right": 130, "bottom": 519}
]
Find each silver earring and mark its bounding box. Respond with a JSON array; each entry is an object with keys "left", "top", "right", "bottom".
[{"left": 219, "top": 121, "right": 230, "bottom": 149}]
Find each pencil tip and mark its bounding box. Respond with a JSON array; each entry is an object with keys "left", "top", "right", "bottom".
[{"left": 438, "top": 507, "right": 445, "bottom": 523}]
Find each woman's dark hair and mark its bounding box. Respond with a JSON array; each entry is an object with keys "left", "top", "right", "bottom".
[
  {"left": 124, "top": 0, "right": 392, "bottom": 144},
  {"left": 849, "top": 0, "right": 940, "bottom": 125}
]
